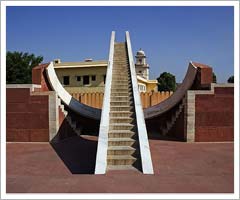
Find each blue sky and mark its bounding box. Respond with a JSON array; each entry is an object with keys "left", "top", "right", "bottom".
[{"left": 7, "top": 6, "right": 234, "bottom": 83}]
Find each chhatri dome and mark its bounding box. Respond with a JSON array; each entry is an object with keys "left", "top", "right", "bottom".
[{"left": 136, "top": 48, "right": 145, "bottom": 56}]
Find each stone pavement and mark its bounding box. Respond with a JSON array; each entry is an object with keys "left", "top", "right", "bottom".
[{"left": 6, "top": 136, "right": 233, "bottom": 193}]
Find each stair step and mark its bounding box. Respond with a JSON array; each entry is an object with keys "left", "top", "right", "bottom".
[
  {"left": 110, "top": 105, "right": 134, "bottom": 111},
  {"left": 111, "top": 88, "right": 132, "bottom": 93},
  {"left": 112, "top": 77, "right": 130, "bottom": 81},
  {"left": 112, "top": 67, "right": 128, "bottom": 69},
  {"left": 110, "top": 117, "right": 135, "bottom": 124},
  {"left": 112, "top": 79, "right": 131, "bottom": 85},
  {"left": 113, "top": 64, "right": 128, "bottom": 66},
  {"left": 108, "top": 146, "right": 136, "bottom": 155},
  {"left": 112, "top": 74, "right": 129, "bottom": 76},
  {"left": 112, "top": 70, "right": 129, "bottom": 72},
  {"left": 107, "top": 155, "right": 137, "bottom": 165},
  {"left": 109, "top": 130, "right": 135, "bottom": 138},
  {"left": 107, "top": 165, "right": 138, "bottom": 171},
  {"left": 110, "top": 123, "right": 135, "bottom": 131},
  {"left": 110, "top": 111, "right": 134, "bottom": 117},
  {"left": 110, "top": 101, "right": 133, "bottom": 106},
  {"left": 111, "top": 85, "right": 131, "bottom": 89},
  {"left": 110, "top": 111, "right": 134, "bottom": 118},
  {"left": 111, "top": 96, "right": 132, "bottom": 101},
  {"left": 108, "top": 138, "right": 136, "bottom": 146},
  {"left": 112, "top": 68, "right": 129, "bottom": 71},
  {"left": 111, "top": 92, "right": 132, "bottom": 96},
  {"left": 113, "top": 65, "right": 128, "bottom": 67},
  {"left": 111, "top": 83, "right": 130, "bottom": 87}
]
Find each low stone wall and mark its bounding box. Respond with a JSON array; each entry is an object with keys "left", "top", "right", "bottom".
[
  {"left": 65, "top": 86, "right": 105, "bottom": 93},
  {"left": 195, "top": 86, "right": 234, "bottom": 142},
  {"left": 7, "top": 86, "right": 50, "bottom": 142},
  {"left": 186, "top": 84, "right": 234, "bottom": 142},
  {"left": 70, "top": 92, "right": 104, "bottom": 109},
  {"left": 70, "top": 91, "right": 172, "bottom": 109},
  {"left": 141, "top": 91, "right": 173, "bottom": 109}
]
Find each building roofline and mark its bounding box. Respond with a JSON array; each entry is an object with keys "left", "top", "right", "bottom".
[
  {"left": 53, "top": 60, "right": 108, "bottom": 69},
  {"left": 137, "top": 75, "right": 157, "bottom": 83}
]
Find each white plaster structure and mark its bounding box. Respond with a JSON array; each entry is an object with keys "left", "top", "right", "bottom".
[
  {"left": 95, "top": 31, "right": 115, "bottom": 174},
  {"left": 144, "top": 62, "right": 198, "bottom": 119},
  {"left": 46, "top": 62, "right": 101, "bottom": 120},
  {"left": 126, "top": 31, "right": 154, "bottom": 174},
  {"left": 135, "top": 48, "right": 149, "bottom": 80}
]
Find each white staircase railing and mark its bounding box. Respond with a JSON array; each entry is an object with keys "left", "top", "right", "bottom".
[
  {"left": 125, "top": 31, "right": 154, "bottom": 174},
  {"left": 95, "top": 31, "right": 115, "bottom": 174}
]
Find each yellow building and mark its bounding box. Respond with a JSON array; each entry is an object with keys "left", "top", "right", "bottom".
[
  {"left": 54, "top": 60, "right": 107, "bottom": 93},
  {"left": 53, "top": 49, "right": 158, "bottom": 93}
]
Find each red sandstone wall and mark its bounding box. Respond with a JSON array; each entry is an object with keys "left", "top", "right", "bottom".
[
  {"left": 195, "top": 87, "right": 234, "bottom": 142},
  {"left": 7, "top": 88, "right": 49, "bottom": 142},
  {"left": 32, "top": 63, "right": 51, "bottom": 91}
]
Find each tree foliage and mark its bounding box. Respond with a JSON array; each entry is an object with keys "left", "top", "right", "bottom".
[
  {"left": 157, "top": 72, "right": 176, "bottom": 92},
  {"left": 212, "top": 72, "right": 217, "bottom": 83},
  {"left": 227, "top": 75, "right": 234, "bottom": 83},
  {"left": 6, "top": 51, "right": 43, "bottom": 84}
]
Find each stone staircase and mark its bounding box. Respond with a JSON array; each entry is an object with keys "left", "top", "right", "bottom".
[
  {"left": 57, "top": 97, "right": 82, "bottom": 136},
  {"left": 161, "top": 101, "right": 184, "bottom": 136},
  {"left": 107, "top": 42, "right": 140, "bottom": 171}
]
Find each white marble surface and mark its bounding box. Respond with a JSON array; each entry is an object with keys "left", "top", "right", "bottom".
[
  {"left": 95, "top": 31, "right": 115, "bottom": 174},
  {"left": 46, "top": 62, "right": 101, "bottom": 120},
  {"left": 126, "top": 31, "right": 154, "bottom": 174},
  {"left": 6, "top": 84, "right": 41, "bottom": 92},
  {"left": 144, "top": 62, "right": 198, "bottom": 119}
]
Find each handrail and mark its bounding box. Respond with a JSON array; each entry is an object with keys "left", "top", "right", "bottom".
[
  {"left": 46, "top": 62, "right": 101, "bottom": 120},
  {"left": 95, "top": 31, "right": 115, "bottom": 174},
  {"left": 125, "top": 31, "right": 154, "bottom": 174}
]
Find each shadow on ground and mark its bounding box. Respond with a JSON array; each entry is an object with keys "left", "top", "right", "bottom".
[
  {"left": 147, "top": 131, "right": 183, "bottom": 141},
  {"left": 50, "top": 117, "right": 98, "bottom": 174},
  {"left": 50, "top": 134, "right": 98, "bottom": 174}
]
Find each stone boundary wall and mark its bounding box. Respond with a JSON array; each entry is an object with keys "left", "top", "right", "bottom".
[
  {"left": 6, "top": 85, "right": 56, "bottom": 142},
  {"left": 69, "top": 91, "right": 172, "bottom": 109},
  {"left": 70, "top": 92, "right": 104, "bottom": 109},
  {"left": 186, "top": 83, "right": 234, "bottom": 142},
  {"left": 141, "top": 91, "right": 173, "bottom": 109}
]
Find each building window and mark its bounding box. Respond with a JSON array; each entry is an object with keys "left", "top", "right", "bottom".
[
  {"left": 138, "top": 84, "right": 146, "bottom": 92},
  {"left": 76, "top": 76, "right": 81, "bottom": 81},
  {"left": 92, "top": 75, "right": 96, "bottom": 81},
  {"left": 63, "top": 76, "right": 69, "bottom": 85},
  {"left": 83, "top": 75, "right": 90, "bottom": 85},
  {"left": 103, "top": 75, "right": 106, "bottom": 84}
]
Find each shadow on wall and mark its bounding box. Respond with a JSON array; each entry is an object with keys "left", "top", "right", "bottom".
[{"left": 50, "top": 118, "right": 98, "bottom": 174}]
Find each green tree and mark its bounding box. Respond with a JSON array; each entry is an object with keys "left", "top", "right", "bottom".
[
  {"left": 212, "top": 72, "right": 217, "bottom": 83},
  {"left": 227, "top": 75, "right": 234, "bottom": 83},
  {"left": 157, "top": 72, "right": 176, "bottom": 92},
  {"left": 6, "top": 51, "right": 43, "bottom": 84}
]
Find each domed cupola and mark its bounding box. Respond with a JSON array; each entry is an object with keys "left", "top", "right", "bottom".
[
  {"left": 136, "top": 48, "right": 146, "bottom": 56},
  {"left": 135, "top": 48, "right": 149, "bottom": 80}
]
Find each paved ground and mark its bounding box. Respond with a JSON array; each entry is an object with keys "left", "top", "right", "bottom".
[{"left": 6, "top": 136, "right": 233, "bottom": 193}]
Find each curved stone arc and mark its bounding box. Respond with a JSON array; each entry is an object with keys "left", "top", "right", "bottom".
[
  {"left": 46, "top": 62, "right": 101, "bottom": 120},
  {"left": 95, "top": 31, "right": 115, "bottom": 174},
  {"left": 144, "top": 62, "right": 198, "bottom": 119},
  {"left": 126, "top": 31, "right": 154, "bottom": 174}
]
